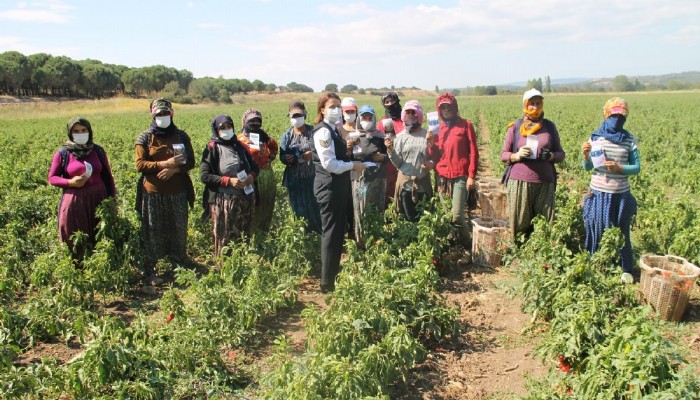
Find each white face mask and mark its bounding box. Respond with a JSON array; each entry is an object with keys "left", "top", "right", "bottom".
[
  {"left": 343, "top": 112, "right": 357, "bottom": 123},
  {"left": 326, "top": 107, "right": 341, "bottom": 124},
  {"left": 360, "top": 120, "right": 374, "bottom": 132},
  {"left": 155, "top": 115, "right": 171, "bottom": 128},
  {"left": 72, "top": 133, "right": 90, "bottom": 145},
  {"left": 219, "top": 129, "right": 235, "bottom": 140},
  {"left": 290, "top": 117, "right": 305, "bottom": 128}
]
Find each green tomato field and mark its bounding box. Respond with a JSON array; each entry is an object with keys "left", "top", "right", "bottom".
[{"left": 0, "top": 92, "right": 698, "bottom": 399}]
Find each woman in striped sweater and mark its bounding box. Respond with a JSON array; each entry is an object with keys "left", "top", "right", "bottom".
[{"left": 581, "top": 97, "right": 640, "bottom": 282}]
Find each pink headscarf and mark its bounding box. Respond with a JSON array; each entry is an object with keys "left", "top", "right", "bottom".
[{"left": 401, "top": 100, "right": 424, "bottom": 125}]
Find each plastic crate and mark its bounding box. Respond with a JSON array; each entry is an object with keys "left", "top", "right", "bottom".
[{"left": 639, "top": 254, "right": 700, "bottom": 322}]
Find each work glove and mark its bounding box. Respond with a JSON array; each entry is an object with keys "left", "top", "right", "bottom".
[
  {"left": 514, "top": 147, "right": 531, "bottom": 161},
  {"left": 539, "top": 148, "right": 552, "bottom": 161}
]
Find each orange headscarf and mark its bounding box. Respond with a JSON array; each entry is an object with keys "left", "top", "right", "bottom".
[{"left": 520, "top": 98, "right": 544, "bottom": 136}]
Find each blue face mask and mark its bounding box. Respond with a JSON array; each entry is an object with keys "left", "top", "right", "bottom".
[{"left": 608, "top": 115, "right": 626, "bottom": 131}]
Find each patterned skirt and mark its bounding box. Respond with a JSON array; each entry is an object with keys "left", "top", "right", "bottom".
[
  {"left": 506, "top": 179, "right": 555, "bottom": 238},
  {"left": 352, "top": 175, "right": 387, "bottom": 243},
  {"left": 287, "top": 175, "right": 322, "bottom": 234},
  {"left": 140, "top": 191, "right": 188, "bottom": 267},
  {"left": 211, "top": 192, "right": 254, "bottom": 256},
  {"left": 583, "top": 189, "right": 637, "bottom": 273},
  {"left": 252, "top": 167, "right": 277, "bottom": 233},
  {"left": 58, "top": 183, "right": 109, "bottom": 253}
]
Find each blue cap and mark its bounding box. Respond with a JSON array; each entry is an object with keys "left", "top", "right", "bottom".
[{"left": 359, "top": 105, "right": 375, "bottom": 115}]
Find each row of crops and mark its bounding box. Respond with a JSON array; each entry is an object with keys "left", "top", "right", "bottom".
[
  {"left": 479, "top": 92, "right": 700, "bottom": 266},
  {"left": 1, "top": 92, "right": 699, "bottom": 398},
  {"left": 0, "top": 98, "right": 459, "bottom": 398},
  {"left": 477, "top": 92, "right": 700, "bottom": 398}
]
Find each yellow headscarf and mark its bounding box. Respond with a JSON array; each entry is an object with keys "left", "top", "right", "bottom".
[
  {"left": 603, "top": 97, "right": 629, "bottom": 119},
  {"left": 520, "top": 98, "right": 544, "bottom": 136}
]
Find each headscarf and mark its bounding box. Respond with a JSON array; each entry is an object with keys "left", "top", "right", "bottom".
[
  {"left": 401, "top": 100, "right": 424, "bottom": 130},
  {"left": 210, "top": 115, "right": 239, "bottom": 146},
  {"left": 240, "top": 108, "right": 270, "bottom": 142},
  {"left": 436, "top": 92, "right": 459, "bottom": 127},
  {"left": 592, "top": 98, "right": 631, "bottom": 144},
  {"left": 148, "top": 97, "right": 177, "bottom": 135},
  {"left": 63, "top": 116, "right": 94, "bottom": 159},
  {"left": 520, "top": 91, "right": 544, "bottom": 136},
  {"left": 382, "top": 91, "right": 402, "bottom": 120},
  {"left": 603, "top": 97, "right": 629, "bottom": 119},
  {"left": 150, "top": 97, "right": 173, "bottom": 117}
]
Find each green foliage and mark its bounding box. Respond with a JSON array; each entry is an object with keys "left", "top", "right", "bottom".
[
  {"left": 261, "top": 199, "right": 458, "bottom": 399},
  {"left": 1, "top": 92, "right": 699, "bottom": 398}
]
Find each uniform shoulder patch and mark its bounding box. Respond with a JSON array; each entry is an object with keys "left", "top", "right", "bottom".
[
  {"left": 507, "top": 121, "right": 515, "bottom": 128},
  {"left": 315, "top": 128, "right": 332, "bottom": 148}
]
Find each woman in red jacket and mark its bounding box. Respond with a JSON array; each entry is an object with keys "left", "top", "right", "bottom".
[{"left": 427, "top": 92, "right": 479, "bottom": 245}]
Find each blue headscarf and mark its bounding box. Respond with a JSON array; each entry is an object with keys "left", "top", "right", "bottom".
[{"left": 591, "top": 115, "right": 630, "bottom": 144}]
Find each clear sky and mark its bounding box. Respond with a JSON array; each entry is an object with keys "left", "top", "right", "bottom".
[{"left": 1, "top": 0, "right": 699, "bottom": 91}]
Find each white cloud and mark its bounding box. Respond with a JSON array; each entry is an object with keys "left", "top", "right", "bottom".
[
  {"left": 0, "top": 0, "right": 73, "bottom": 23},
  {"left": 0, "top": 35, "right": 80, "bottom": 56},
  {"left": 664, "top": 25, "right": 700, "bottom": 45},
  {"left": 204, "top": 0, "right": 700, "bottom": 88},
  {"left": 267, "top": 1, "right": 697, "bottom": 58}
]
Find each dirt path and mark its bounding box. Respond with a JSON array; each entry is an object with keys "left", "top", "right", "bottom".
[{"left": 391, "top": 111, "right": 546, "bottom": 399}]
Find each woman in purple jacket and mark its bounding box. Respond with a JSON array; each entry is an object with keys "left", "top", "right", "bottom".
[
  {"left": 500, "top": 89, "right": 565, "bottom": 239},
  {"left": 48, "top": 117, "right": 116, "bottom": 258}
]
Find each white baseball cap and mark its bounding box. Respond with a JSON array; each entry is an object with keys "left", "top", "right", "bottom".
[
  {"left": 522, "top": 88, "right": 543, "bottom": 105},
  {"left": 341, "top": 97, "right": 357, "bottom": 111}
]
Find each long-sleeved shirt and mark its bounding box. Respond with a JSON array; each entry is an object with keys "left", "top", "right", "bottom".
[
  {"left": 375, "top": 118, "right": 405, "bottom": 136},
  {"left": 48, "top": 148, "right": 116, "bottom": 195},
  {"left": 135, "top": 131, "right": 195, "bottom": 195},
  {"left": 388, "top": 128, "right": 430, "bottom": 180},
  {"left": 238, "top": 132, "right": 278, "bottom": 170},
  {"left": 427, "top": 117, "right": 479, "bottom": 179},
  {"left": 313, "top": 124, "right": 354, "bottom": 176},
  {"left": 500, "top": 119, "right": 565, "bottom": 184},
  {"left": 583, "top": 136, "right": 640, "bottom": 193},
  {"left": 279, "top": 125, "right": 316, "bottom": 184},
  {"left": 200, "top": 141, "right": 259, "bottom": 202}
]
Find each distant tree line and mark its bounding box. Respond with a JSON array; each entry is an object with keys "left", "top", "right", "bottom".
[
  {"left": 454, "top": 73, "right": 700, "bottom": 96},
  {"left": 0, "top": 51, "right": 317, "bottom": 102}
]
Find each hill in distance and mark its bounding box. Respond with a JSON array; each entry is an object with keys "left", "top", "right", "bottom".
[{"left": 492, "top": 71, "right": 700, "bottom": 90}]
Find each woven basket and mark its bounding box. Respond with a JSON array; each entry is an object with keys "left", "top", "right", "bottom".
[
  {"left": 477, "top": 180, "right": 508, "bottom": 221},
  {"left": 638, "top": 254, "right": 700, "bottom": 322},
  {"left": 471, "top": 217, "right": 509, "bottom": 267}
]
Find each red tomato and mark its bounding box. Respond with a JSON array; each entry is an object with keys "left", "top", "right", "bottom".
[{"left": 558, "top": 355, "right": 572, "bottom": 373}]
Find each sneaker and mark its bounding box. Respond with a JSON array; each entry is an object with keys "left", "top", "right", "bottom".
[{"left": 621, "top": 272, "right": 634, "bottom": 284}]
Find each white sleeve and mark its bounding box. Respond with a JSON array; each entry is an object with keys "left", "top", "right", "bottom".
[{"left": 314, "top": 127, "right": 354, "bottom": 174}]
